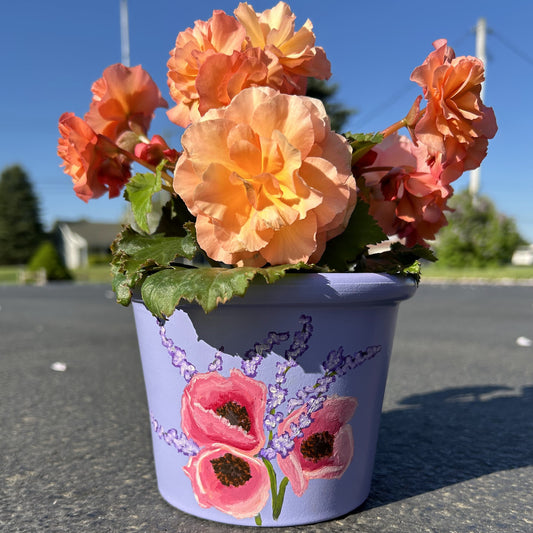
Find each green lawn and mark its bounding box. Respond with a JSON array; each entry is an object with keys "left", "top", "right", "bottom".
[
  {"left": 422, "top": 263, "right": 533, "bottom": 281},
  {"left": 2, "top": 263, "right": 533, "bottom": 285},
  {"left": 0, "top": 266, "right": 21, "bottom": 284},
  {"left": 0, "top": 264, "right": 113, "bottom": 285}
]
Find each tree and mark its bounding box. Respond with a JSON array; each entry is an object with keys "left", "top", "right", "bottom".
[
  {"left": 435, "top": 189, "right": 525, "bottom": 267},
  {"left": 0, "top": 165, "right": 44, "bottom": 264},
  {"left": 306, "top": 78, "right": 356, "bottom": 133}
]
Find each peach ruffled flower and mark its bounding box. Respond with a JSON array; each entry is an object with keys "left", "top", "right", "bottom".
[
  {"left": 277, "top": 396, "right": 358, "bottom": 497},
  {"left": 85, "top": 64, "right": 167, "bottom": 142},
  {"left": 410, "top": 39, "right": 497, "bottom": 183},
  {"left": 166, "top": 10, "right": 249, "bottom": 127},
  {"left": 362, "top": 133, "right": 450, "bottom": 247},
  {"left": 173, "top": 87, "right": 355, "bottom": 267},
  {"left": 166, "top": 2, "right": 331, "bottom": 128},
  {"left": 57, "top": 112, "right": 131, "bottom": 202},
  {"left": 183, "top": 443, "right": 270, "bottom": 519},
  {"left": 234, "top": 1, "right": 331, "bottom": 93}
]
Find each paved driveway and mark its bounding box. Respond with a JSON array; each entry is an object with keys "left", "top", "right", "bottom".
[{"left": 1, "top": 282, "right": 532, "bottom": 532}]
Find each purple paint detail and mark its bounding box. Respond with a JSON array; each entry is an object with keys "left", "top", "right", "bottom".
[
  {"left": 158, "top": 324, "right": 197, "bottom": 382},
  {"left": 151, "top": 412, "right": 200, "bottom": 456}
]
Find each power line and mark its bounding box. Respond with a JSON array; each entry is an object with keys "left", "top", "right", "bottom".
[{"left": 491, "top": 30, "right": 533, "bottom": 68}]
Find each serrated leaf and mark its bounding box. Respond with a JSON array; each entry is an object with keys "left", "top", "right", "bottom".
[
  {"left": 355, "top": 242, "right": 436, "bottom": 283},
  {"left": 110, "top": 225, "right": 199, "bottom": 306},
  {"left": 141, "top": 263, "right": 311, "bottom": 317},
  {"left": 318, "top": 200, "right": 386, "bottom": 271},
  {"left": 112, "top": 225, "right": 197, "bottom": 265},
  {"left": 344, "top": 132, "right": 384, "bottom": 165},
  {"left": 110, "top": 270, "right": 133, "bottom": 306},
  {"left": 125, "top": 171, "right": 162, "bottom": 233}
]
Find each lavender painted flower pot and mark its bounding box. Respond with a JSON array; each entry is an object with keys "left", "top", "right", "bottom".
[{"left": 132, "top": 273, "right": 416, "bottom": 527}]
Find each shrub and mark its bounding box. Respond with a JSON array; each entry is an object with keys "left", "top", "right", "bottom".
[
  {"left": 435, "top": 190, "right": 524, "bottom": 267},
  {"left": 27, "top": 241, "right": 72, "bottom": 281}
]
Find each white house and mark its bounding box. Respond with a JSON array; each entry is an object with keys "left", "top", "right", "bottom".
[
  {"left": 53, "top": 221, "right": 122, "bottom": 269},
  {"left": 512, "top": 244, "right": 533, "bottom": 266}
]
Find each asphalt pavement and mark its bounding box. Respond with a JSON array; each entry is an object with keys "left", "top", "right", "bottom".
[{"left": 1, "top": 281, "right": 532, "bottom": 532}]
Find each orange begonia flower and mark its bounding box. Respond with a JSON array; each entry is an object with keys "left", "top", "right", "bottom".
[
  {"left": 166, "top": 2, "right": 331, "bottom": 128},
  {"left": 167, "top": 10, "right": 248, "bottom": 127},
  {"left": 173, "top": 87, "right": 355, "bottom": 266},
  {"left": 85, "top": 64, "right": 167, "bottom": 142},
  {"left": 235, "top": 1, "right": 331, "bottom": 93},
  {"left": 363, "top": 134, "right": 450, "bottom": 247},
  {"left": 410, "top": 39, "right": 497, "bottom": 181},
  {"left": 57, "top": 112, "right": 131, "bottom": 202}
]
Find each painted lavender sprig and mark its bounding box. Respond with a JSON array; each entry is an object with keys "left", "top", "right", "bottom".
[
  {"left": 151, "top": 412, "right": 200, "bottom": 456},
  {"left": 284, "top": 314, "right": 313, "bottom": 361},
  {"left": 240, "top": 330, "right": 290, "bottom": 378},
  {"left": 259, "top": 343, "right": 382, "bottom": 460},
  {"left": 322, "top": 345, "right": 383, "bottom": 376},
  {"left": 260, "top": 315, "right": 314, "bottom": 426},
  {"left": 158, "top": 323, "right": 197, "bottom": 382},
  {"left": 240, "top": 315, "right": 312, "bottom": 378}
]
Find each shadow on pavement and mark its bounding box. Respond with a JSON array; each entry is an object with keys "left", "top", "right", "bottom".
[{"left": 363, "top": 384, "right": 533, "bottom": 508}]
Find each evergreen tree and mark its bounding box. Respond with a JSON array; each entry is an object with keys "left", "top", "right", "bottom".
[
  {"left": 306, "top": 78, "right": 356, "bottom": 133},
  {"left": 435, "top": 189, "right": 525, "bottom": 267},
  {"left": 0, "top": 165, "right": 44, "bottom": 264}
]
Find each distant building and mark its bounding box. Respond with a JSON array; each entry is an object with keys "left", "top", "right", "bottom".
[
  {"left": 52, "top": 220, "right": 122, "bottom": 269},
  {"left": 512, "top": 244, "right": 533, "bottom": 266}
]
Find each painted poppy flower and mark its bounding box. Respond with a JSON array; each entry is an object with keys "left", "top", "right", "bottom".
[
  {"left": 181, "top": 369, "right": 267, "bottom": 455},
  {"left": 183, "top": 443, "right": 270, "bottom": 519},
  {"left": 277, "top": 396, "right": 358, "bottom": 497}
]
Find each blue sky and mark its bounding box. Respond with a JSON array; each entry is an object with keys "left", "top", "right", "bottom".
[{"left": 2, "top": 0, "right": 532, "bottom": 240}]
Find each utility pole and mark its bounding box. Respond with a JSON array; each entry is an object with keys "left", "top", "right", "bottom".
[
  {"left": 120, "top": 0, "right": 130, "bottom": 66},
  {"left": 469, "top": 17, "right": 487, "bottom": 198}
]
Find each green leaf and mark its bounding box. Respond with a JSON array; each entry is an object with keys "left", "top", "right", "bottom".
[
  {"left": 112, "top": 225, "right": 197, "bottom": 264},
  {"left": 318, "top": 200, "right": 386, "bottom": 271},
  {"left": 344, "top": 132, "right": 383, "bottom": 165},
  {"left": 155, "top": 194, "right": 195, "bottom": 237},
  {"left": 110, "top": 225, "right": 199, "bottom": 306},
  {"left": 140, "top": 262, "right": 311, "bottom": 317},
  {"left": 124, "top": 170, "right": 162, "bottom": 233},
  {"left": 355, "top": 242, "right": 437, "bottom": 283}
]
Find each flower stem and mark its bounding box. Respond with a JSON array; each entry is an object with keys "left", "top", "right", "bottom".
[
  {"left": 381, "top": 118, "right": 407, "bottom": 139},
  {"left": 359, "top": 166, "right": 395, "bottom": 174},
  {"left": 114, "top": 144, "right": 175, "bottom": 189},
  {"left": 262, "top": 458, "right": 288, "bottom": 521},
  {"left": 274, "top": 477, "right": 289, "bottom": 520}
]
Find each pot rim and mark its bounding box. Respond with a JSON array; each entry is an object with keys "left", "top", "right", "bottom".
[{"left": 132, "top": 272, "right": 418, "bottom": 310}]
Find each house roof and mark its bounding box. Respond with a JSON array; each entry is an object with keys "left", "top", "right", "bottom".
[{"left": 55, "top": 220, "right": 122, "bottom": 249}]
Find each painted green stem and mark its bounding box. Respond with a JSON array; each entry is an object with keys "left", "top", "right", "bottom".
[{"left": 262, "top": 458, "right": 289, "bottom": 521}]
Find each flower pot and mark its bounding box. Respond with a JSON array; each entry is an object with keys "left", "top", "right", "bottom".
[{"left": 132, "top": 272, "right": 416, "bottom": 527}]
